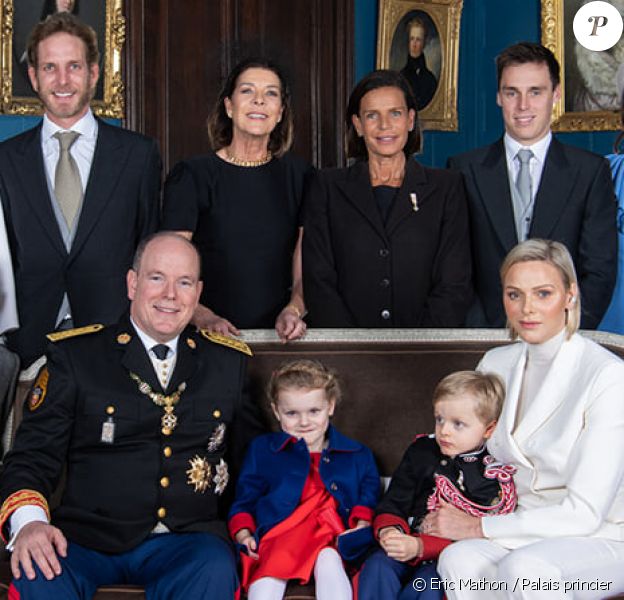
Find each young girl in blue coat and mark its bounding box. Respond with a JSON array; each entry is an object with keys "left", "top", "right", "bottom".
[{"left": 229, "top": 359, "right": 380, "bottom": 599}]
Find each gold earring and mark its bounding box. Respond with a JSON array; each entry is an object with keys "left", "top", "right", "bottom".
[{"left": 564, "top": 308, "right": 569, "bottom": 326}]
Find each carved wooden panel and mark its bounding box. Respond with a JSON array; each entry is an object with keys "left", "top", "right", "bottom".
[{"left": 124, "top": 0, "right": 353, "bottom": 172}]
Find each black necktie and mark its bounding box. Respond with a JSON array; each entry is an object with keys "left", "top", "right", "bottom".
[{"left": 151, "top": 344, "right": 169, "bottom": 360}]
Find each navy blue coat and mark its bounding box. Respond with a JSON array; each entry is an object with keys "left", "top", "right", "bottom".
[{"left": 228, "top": 425, "right": 380, "bottom": 540}]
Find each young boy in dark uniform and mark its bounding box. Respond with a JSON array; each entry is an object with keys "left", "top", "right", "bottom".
[{"left": 358, "top": 370, "right": 517, "bottom": 599}]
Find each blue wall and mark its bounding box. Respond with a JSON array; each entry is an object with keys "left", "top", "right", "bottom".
[
  {"left": 355, "top": 0, "right": 618, "bottom": 168},
  {"left": 0, "top": 115, "right": 43, "bottom": 140}
]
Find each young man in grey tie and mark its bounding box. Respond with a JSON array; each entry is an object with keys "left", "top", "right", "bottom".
[
  {"left": 0, "top": 12, "right": 161, "bottom": 372},
  {"left": 449, "top": 42, "right": 617, "bottom": 329}
]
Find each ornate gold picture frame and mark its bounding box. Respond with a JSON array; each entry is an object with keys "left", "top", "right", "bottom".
[
  {"left": 376, "top": 0, "right": 463, "bottom": 131},
  {"left": 541, "top": 0, "right": 621, "bottom": 132},
  {"left": 0, "top": 0, "right": 124, "bottom": 118}
]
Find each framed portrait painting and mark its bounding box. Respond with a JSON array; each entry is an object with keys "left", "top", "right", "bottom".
[
  {"left": 376, "top": 0, "right": 463, "bottom": 131},
  {"left": 542, "top": 0, "right": 622, "bottom": 131},
  {"left": 0, "top": 0, "right": 125, "bottom": 118}
]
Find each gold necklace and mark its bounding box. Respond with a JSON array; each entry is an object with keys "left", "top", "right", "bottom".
[
  {"left": 129, "top": 372, "right": 186, "bottom": 435},
  {"left": 225, "top": 150, "right": 272, "bottom": 167}
]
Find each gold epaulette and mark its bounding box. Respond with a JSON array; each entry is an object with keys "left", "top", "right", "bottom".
[
  {"left": 200, "top": 330, "right": 253, "bottom": 356},
  {"left": 46, "top": 324, "right": 104, "bottom": 342}
]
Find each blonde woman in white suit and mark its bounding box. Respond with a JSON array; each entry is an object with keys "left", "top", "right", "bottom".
[{"left": 423, "top": 239, "right": 624, "bottom": 599}]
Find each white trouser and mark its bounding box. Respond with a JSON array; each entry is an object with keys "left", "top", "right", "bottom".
[
  {"left": 247, "top": 547, "right": 351, "bottom": 600},
  {"left": 437, "top": 537, "right": 624, "bottom": 599}
]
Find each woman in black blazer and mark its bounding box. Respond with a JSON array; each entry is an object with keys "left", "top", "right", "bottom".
[{"left": 303, "top": 70, "right": 472, "bottom": 328}]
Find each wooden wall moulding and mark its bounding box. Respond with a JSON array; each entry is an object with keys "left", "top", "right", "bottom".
[{"left": 124, "top": 0, "right": 354, "bottom": 172}]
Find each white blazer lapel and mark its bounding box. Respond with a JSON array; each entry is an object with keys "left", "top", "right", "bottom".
[
  {"left": 512, "top": 336, "right": 580, "bottom": 445},
  {"left": 488, "top": 345, "right": 533, "bottom": 469}
]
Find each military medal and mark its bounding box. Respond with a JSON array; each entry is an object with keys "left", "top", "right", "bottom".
[
  {"left": 186, "top": 455, "right": 212, "bottom": 493},
  {"left": 162, "top": 406, "right": 177, "bottom": 434},
  {"left": 207, "top": 423, "right": 226, "bottom": 452},
  {"left": 129, "top": 373, "right": 186, "bottom": 433},
  {"left": 101, "top": 417, "right": 115, "bottom": 444},
  {"left": 185, "top": 456, "right": 229, "bottom": 495},
  {"left": 213, "top": 459, "right": 229, "bottom": 495}
]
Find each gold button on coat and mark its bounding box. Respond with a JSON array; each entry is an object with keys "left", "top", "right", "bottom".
[
  {"left": 160, "top": 477, "right": 170, "bottom": 488},
  {"left": 106, "top": 406, "right": 115, "bottom": 415},
  {"left": 157, "top": 507, "right": 166, "bottom": 518},
  {"left": 163, "top": 446, "right": 172, "bottom": 458},
  {"left": 213, "top": 409, "right": 221, "bottom": 418}
]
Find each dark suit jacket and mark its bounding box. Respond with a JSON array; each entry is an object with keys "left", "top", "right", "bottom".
[
  {"left": 0, "top": 317, "right": 264, "bottom": 554},
  {"left": 303, "top": 159, "right": 472, "bottom": 327},
  {"left": 0, "top": 119, "right": 161, "bottom": 366},
  {"left": 449, "top": 138, "right": 617, "bottom": 328}
]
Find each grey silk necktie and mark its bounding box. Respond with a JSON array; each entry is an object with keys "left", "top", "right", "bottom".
[
  {"left": 515, "top": 148, "right": 534, "bottom": 210},
  {"left": 54, "top": 131, "right": 82, "bottom": 229}
]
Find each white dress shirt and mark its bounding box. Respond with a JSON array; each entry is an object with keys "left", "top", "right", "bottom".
[
  {"left": 41, "top": 109, "right": 98, "bottom": 194},
  {"left": 130, "top": 317, "right": 179, "bottom": 389}
]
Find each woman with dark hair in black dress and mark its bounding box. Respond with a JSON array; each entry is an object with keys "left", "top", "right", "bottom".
[{"left": 162, "top": 58, "right": 312, "bottom": 341}]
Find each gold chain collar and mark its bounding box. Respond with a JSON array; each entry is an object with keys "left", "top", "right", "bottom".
[{"left": 129, "top": 372, "right": 187, "bottom": 435}]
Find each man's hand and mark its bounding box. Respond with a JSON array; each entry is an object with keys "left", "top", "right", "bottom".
[
  {"left": 11, "top": 521, "right": 67, "bottom": 581},
  {"left": 379, "top": 528, "right": 422, "bottom": 562}
]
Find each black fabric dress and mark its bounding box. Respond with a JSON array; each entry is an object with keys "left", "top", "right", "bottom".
[{"left": 162, "top": 152, "right": 313, "bottom": 328}]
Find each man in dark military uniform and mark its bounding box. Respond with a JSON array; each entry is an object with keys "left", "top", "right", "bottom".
[{"left": 0, "top": 232, "right": 263, "bottom": 599}]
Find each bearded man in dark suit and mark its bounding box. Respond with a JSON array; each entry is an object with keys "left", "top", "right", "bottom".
[{"left": 0, "top": 12, "right": 161, "bottom": 370}]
